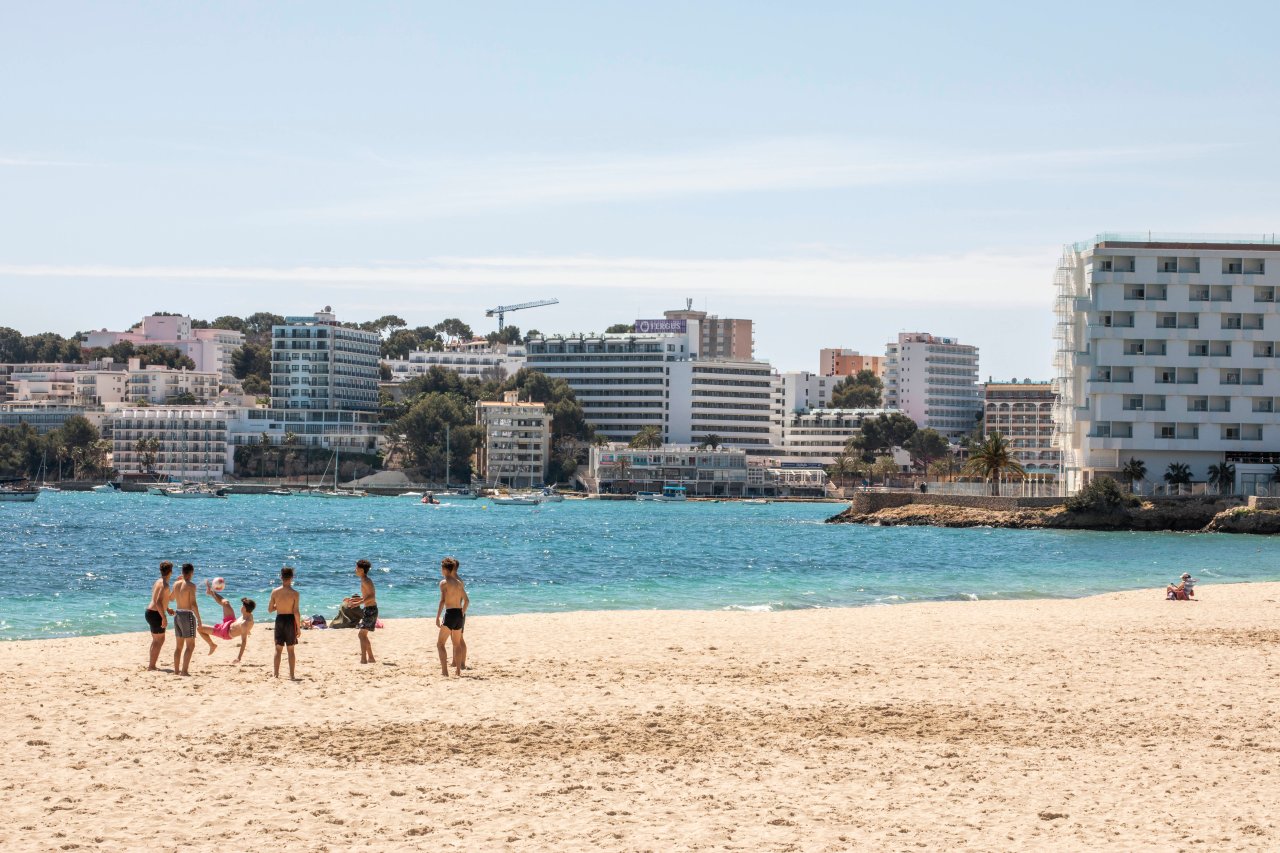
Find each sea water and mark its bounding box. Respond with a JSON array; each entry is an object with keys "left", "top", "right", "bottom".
[{"left": 4, "top": 491, "right": 1280, "bottom": 640}]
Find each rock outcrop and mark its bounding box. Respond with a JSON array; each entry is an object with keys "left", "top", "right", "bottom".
[{"left": 826, "top": 497, "right": 1278, "bottom": 534}]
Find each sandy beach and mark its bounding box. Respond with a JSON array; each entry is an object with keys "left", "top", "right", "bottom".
[{"left": 5, "top": 584, "right": 1280, "bottom": 852}]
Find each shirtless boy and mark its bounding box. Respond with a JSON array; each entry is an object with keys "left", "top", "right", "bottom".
[
  {"left": 435, "top": 556, "right": 469, "bottom": 677},
  {"left": 344, "top": 559, "right": 377, "bottom": 664},
  {"left": 196, "top": 581, "right": 255, "bottom": 662},
  {"left": 268, "top": 566, "right": 302, "bottom": 680},
  {"left": 171, "top": 564, "right": 202, "bottom": 676},
  {"left": 145, "top": 561, "right": 174, "bottom": 670}
]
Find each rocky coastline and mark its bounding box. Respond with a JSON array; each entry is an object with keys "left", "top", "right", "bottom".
[{"left": 826, "top": 496, "right": 1280, "bottom": 534}]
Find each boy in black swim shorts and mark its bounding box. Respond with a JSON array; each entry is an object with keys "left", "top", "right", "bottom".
[
  {"left": 144, "top": 561, "right": 174, "bottom": 671},
  {"left": 435, "top": 556, "right": 469, "bottom": 677},
  {"left": 344, "top": 559, "right": 377, "bottom": 665},
  {"left": 268, "top": 566, "right": 302, "bottom": 680}
]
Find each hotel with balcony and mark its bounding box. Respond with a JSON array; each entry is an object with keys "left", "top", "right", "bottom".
[
  {"left": 883, "top": 332, "right": 981, "bottom": 439},
  {"left": 525, "top": 320, "right": 774, "bottom": 451},
  {"left": 475, "top": 393, "right": 552, "bottom": 487},
  {"left": 271, "top": 308, "right": 381, "bottom": 412},
  {"left": 1054, "top": 234, "right": 1280, "bottom": 494},
  {"left": 983, "top": 380, "right": 1060, "bottom": 477}
]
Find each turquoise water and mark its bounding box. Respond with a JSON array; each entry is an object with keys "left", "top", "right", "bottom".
[{"left": 4, "top": 492, "right": 1280, "bottom": 640}]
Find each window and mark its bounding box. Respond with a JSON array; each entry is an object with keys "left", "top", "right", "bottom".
[
  {"left": 1156, "top": 423, "right": 1176, "bottom": 439},
  {"left": 1224, "top": 258, "right": 1243, "bottom": 274}
]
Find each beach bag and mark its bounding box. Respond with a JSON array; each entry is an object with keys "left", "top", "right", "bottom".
[{"left": 329, "top": 605, "right": 363, "bottom": 629}]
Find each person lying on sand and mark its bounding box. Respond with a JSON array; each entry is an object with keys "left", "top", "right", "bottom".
[{"left": 197, "top": 581, "right": 255, "bottom": 661}]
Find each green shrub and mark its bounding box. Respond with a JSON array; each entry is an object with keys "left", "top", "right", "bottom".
[{"left": 1065, "top": 477, "right": 1140, "bottom": 514}]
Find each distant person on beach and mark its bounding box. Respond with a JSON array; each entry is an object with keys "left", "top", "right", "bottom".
[
  {"left": 145, "top": 561, "right": 174, "bottom": 670},
  {"left": 171, "top": 564, "right": 202, "bottom": 676},
  {"left": 344, "top": 559, "right": 377, "bottom": 664},
  {"left": 268, "top": 566, "right": 302, "bottom": 679},
  {"left": 435, "top": 556, "right": 469, "bottom": 677},
  {"left": 197, "top": 582, "right": 255, "bottom": 660},
  {"left": 1167, "top": 572, "right": 1198, "bottom": 600}
]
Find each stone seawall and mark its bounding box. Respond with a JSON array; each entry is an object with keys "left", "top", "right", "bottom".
[{"left": 846, "top": 492, "right": 1064, "bottom": 514}]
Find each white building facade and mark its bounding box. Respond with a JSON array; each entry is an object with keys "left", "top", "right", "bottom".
[
  {"left": 983, "top": 380, "right": 1060, "bottom": 477},
  {"left": 384, "top": 344, "right": 526, "bottom": 383},
  {"left": 525, "top": 324, "right": 774, "bottom": 451},
  {"left": 111, "top": 406, "right": 233, "bottom": 480},
  {"left": 883, "top": 332, "right": 980, "bottom": 439},
  {"left": 769, "top": 407, "right": 902, "bottom": 465},
  {"left": 1055, "top": 235, "right": 1280, "bottom": 494}
]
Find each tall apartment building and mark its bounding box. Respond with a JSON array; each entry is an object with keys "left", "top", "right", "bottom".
[
  {"left": 983, "top": 380, "right": 1060, "bottom": 476},
  {"left": 661, "top": 306, "right": 754, "bottom": 360},
  {"left": 1054, "top": 234, "right": 1280, "bottom": 494},
  {"left": 84, "top": 315, "right": 244, "bottom": 386},
  {"left": 270, "top": 308, "right": 380, "bottom": 412},
  {"left": 883, "top": 332, "right": 980, "bottom": 439},
  {"left": 770, "top": 407, "right": 904, "bottom": 465},
  {"left": 111, "top": 406, "right": 233, "bottom": 481},
  {"left": 819, "top": 349, "right": 886, "bottom": 379},
  {"left": 474, "top": 393, "right": 552, "bottom": 487},
  {"left": 525, "top": 323, "right": 774, "bottom": 450}
]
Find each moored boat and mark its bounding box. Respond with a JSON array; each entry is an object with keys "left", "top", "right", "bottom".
[
  {"left": 0, "top": 479, "right": 39, "bottom": 502},
  {"left": 492, "top": 493, "right": 540, "bottom": 506}
]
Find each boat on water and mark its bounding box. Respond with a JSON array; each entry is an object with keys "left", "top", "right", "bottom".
[
  {"left": 164, "top": 485, "right": 228, "bottom": 499},
  {"left": 420, "top": 493, "right": 441, "bottom": 505},
  {"left": 442, "top": 488, "right": 481, "bottom": 500},
  {"left": 742, "top": 498, "right": 770, "bottom": 505},
  {"left": 635, "top": 492, "right": 662, "bottom": 502},
  {"left": 658, "top": 485, "right": 687, "bottom": 502},
  {"left": 399, "top": 491, "right": 424, "bottom": 498},
  {"left": 0, "top": 478, "right": 39, "bottom": 503},
  {"left": 539, "top": 486, "right": 565, "bottom": 503},
  {"left": 38, "top": 485, "right": 61, "bottom": 493},
  {"left": 267, "top": 489, "right": 295, "bottom": 496},
  {"left": 91, "top": 483, "right": 115, "bottom": 493},
  {"left": 492, "top": 493, "right": 540, "bottom": 506},
  {"left": 305, "top": 448, "right": 366, "bottom": 498},
  {"left": 147, "top": 485, "right": 177, "bottom": 496}
]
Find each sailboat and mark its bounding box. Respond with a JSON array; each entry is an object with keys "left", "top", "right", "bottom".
[
  {"left": 36, "top": 451, "right": 59, "bottom": 492},
  {"left": 308, "top": 447, "right": 366, "bottom": 498}
]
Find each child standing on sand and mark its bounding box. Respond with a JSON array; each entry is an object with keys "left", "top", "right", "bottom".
[
  {"left": 435, "top": 556, "right": 469, "bottom": 677},
  {"left": 268, "top": 566, "right": 301, "bottom": 680},
  {"left": 344, "top": 559, "right": 377, "bottom": 664},
  {"left": 144, "top": 561, "right": 174, "bottom": 671}
]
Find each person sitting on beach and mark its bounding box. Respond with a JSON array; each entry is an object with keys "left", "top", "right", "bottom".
[
  {"left": 197, "top": 581, "right": 255, "bottom": 661},
  {"left": 171, "top": 564, "right": 202, "bottom": 676},
  {"left": 1166, "top": 572, "right": 1198, "bottom": 600},
  {"left": 268, "top": 566, "right": 301, "bottom": 680},
  {"left": 435, "top": 556, "right": 469, "bottom": 677},
  {"left": 344, "top": 559, "right": 377, "bottom": 664},
  {"left": 145, "top": 561, "right": 174, "bottom": 671}
]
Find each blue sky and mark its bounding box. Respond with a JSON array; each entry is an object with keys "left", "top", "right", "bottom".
[{"left": 3, "top": 2, "right": 1279, "bottom": 376}]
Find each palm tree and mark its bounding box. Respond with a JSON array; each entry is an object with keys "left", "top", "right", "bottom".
[
  {"left": 613, "top": 454, "right": 632, "bottom": 493},
  {"left": 1206, "top": 462, "right": 1236, "bottom": 494},
  {"left": 258, "top": 432, "right": 272, "bottom": 478},
  {"left": 829, "top": 451, "right": 858, "bottom": 490},
  {"left": 928, "top": 457, "right": 956, "bottom": 482},
  {"left": 962, "top": 432, "right": 1026, "bottom": 495},
  {"left": 628, "top": 426, "right": 663, "bottom": 449},
  {"left": 282, "top": 431, "right": 299, "bottom": 479},
  {"left": 1163, "top": 462, "right": 1192, "bottom": 491},
  {"left": 135, "top": 436, "right": 160, "bottom": 474},
  {"left": 697, "top": 434, "right": 723, "bottom": 450},
  {"left": 591, "top": 434, "right": 612, "bottom": 448},
  {"left": 1120, "top": 457, "right": 1147, "bottom": 492}
]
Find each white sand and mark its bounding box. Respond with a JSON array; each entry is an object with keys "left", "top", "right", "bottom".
[{"left": 5, "top": 583, "right": 1280, "bottom": 851}]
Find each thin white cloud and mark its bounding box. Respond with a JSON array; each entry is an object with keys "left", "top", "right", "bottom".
[
  {"left": 0, "top": 155, "right": 88, "bottom": 167},
  {"left": 0, "top": 248, "right": 1058, "bottom": 307},
  {"left": 258, "top": 138, "right": 1227, "bottom": 222}
]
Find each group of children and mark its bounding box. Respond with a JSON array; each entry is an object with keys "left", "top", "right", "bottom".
[{"left": 143, "top": 556, "right": 470, "bottom": 679}]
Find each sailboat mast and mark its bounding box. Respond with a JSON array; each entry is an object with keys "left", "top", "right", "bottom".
[{"left": 445, "top": 424, "right": 450, "bottom": 491}]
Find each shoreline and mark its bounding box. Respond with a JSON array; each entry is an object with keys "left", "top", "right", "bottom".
[
  {"left": 11, "top": 576, "right": 1280, "bottom": 643},
  {"left": 7, "top": 583, "right": 1280, "bottom": 850}
]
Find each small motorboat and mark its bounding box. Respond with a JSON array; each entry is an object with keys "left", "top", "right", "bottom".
[
  {"left": 635, "top": 492, "right": 662, "bottom": 502},
  {"left": 400, "top": 491, "right": 424, "bottom": 498},
  {"left": 742, "top": 498, "right": 770, "bottom": 505},
  {"left": 539, "top": 487, "right": 565, "bottom": 503},
  {"left": 492, "top": 494, "right": 540, "bottom": 506},
  {"left": 91, "top": 484, "right": 115, "bottom": 493},
  {"left": 267, "top": 489, "right": 294, "bottom": 496}
]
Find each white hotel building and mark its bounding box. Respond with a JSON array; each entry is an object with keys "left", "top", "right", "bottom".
[
  {"left": 883, "top": 332, "right": 981, "bottom": 439},
  {"left": 1055, "top": 234, "right": 1280, "bottom": 494},
  {"left": 384, "top": 342, "right": 526, "bottom": 383},
  {"left": 525, "top": 320, "right": 774, "bottom": 450}
]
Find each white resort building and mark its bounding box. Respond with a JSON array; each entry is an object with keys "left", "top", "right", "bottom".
[
  {"left": 1054, "top": 234, "right": 1280, "bottom": 494},
  {"left": 883, "top": 332, "right": 981, "bottom": 439},
  {"left": 271, "top": 308, "right": 381, "bottom": 412},
  {"left": 525, "top": 323, "right": 774, "bottom": 451},
  {"left": 384, "top": 342, "right": 526, "bottom": 383},
  {"left": 83, "top": 315, "right": 244, "bottom": 387}
]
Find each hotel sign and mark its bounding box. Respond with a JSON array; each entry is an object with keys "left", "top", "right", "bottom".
[{"left": 635, "top": 318, "right": 687, "bottom": 334}]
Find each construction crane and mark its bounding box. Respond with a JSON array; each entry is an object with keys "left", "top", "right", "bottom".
[{"left": 485, "top": 298, "right": 559, "bottom": 332}]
